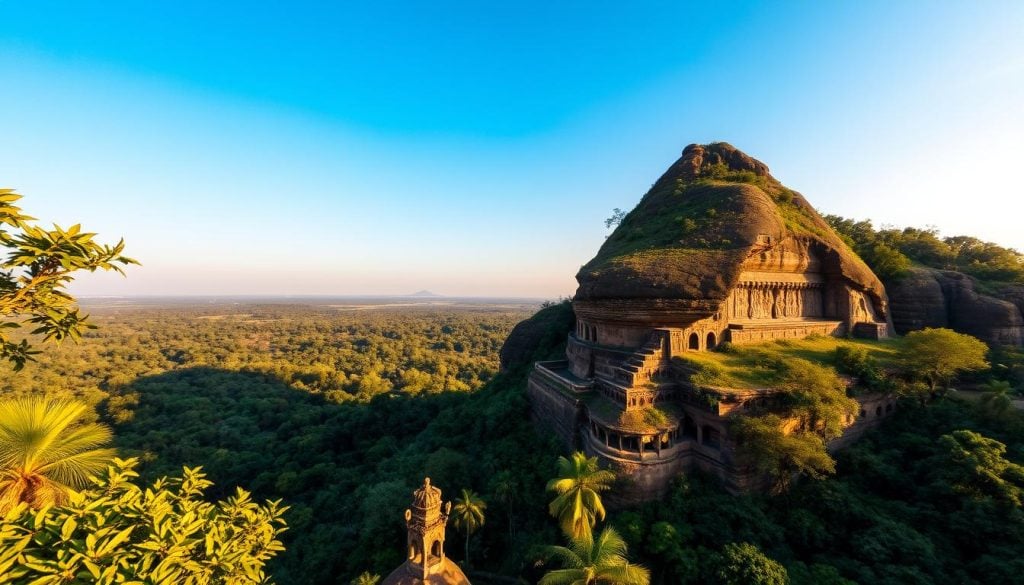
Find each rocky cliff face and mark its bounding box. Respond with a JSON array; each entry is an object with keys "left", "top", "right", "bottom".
[
  {"left": 498, "top": 301, "right": 575, "bottom": 371},
  {"left": 887, "top": 267, "right": 1024, "bottom": 346}
]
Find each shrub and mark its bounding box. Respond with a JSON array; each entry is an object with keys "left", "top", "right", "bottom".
[{"left": 0, "top": 458, "right": 288, "bottom": 584}]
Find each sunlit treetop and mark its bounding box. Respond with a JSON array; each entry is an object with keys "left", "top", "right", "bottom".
[{"left": 0, "top": 190, "right": 137, "bottom": 370}]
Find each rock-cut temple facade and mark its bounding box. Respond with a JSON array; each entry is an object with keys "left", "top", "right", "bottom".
[{"left": 528, "top": 143, "right": 899, "bottom": 500}]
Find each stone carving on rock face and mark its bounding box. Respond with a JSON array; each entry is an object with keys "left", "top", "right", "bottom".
[
  {"left": 790, "top": 287, "right": 803, "bottom": 317},
  {"left": 757, "top": 287, "right": 774, "bottom": 319},
  {"left": 733, "top": 287, "right": 749, "bottom": 320},
  {"left": 770, "top": 288, "right": 786, "bottom": 317}
]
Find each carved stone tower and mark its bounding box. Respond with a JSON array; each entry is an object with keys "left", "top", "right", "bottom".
[
  {"left": 405, "top": 478, "right": 451, "bottom": 579},
  {"left": 382, "top": 478, "right": 469, "bottom": 585}
]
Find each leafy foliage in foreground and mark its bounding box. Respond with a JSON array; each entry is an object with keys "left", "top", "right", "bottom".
[
  {"left": 0, "top": 190, "right": 136, "bottom": 370},
  {"left": 0, "top": 458, "right": 287, "bottom": 584}
]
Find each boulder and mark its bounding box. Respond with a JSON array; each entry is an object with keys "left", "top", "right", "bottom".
[
  {"left": 886, "top": 267, "right": 949, "bottom": 333},
  {"left": 498, "top": 301, "right": 575, "bottom": 371},
  {"left": 886, "top": 267, "right": 1024, "bottom": 346}
]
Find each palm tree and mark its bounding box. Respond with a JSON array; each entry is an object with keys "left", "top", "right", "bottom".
[
  {"left": 546, "top": 452, "right": 615, "bottom": 540},
  {"left": 540, "top": 526, "right": 650, "bottom": 585},
  {"left": 0, "top": 397, "right": 114, "bottom": 513},
  {"left": 451, "top": 488, "right": 486, "bottom": 567},
  {"left": 980, "top": 379, "right": 1016, "bottom": 417},
  {"left": 492, "top": 470, "right": 518, "bottom": 541},
  {"left": 350, "top": 572, "right": 380, "bottom": 585}
]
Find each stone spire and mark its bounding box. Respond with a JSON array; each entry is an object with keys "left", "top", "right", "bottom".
[
  {"left": 381, "top": 478, "right": 469, "bottom": 585},
  {"left": 404, "top": 477, "right": 451, "bottom": 580}
]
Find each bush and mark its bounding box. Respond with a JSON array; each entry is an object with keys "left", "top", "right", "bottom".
[
  {"left": 715, "top": 542, "right": 789, "bottom": 585},
  {"left": 0, "top": 458, "right": 288, "bottom": 584}
]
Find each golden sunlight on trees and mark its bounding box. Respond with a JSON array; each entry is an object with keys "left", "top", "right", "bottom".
[
  {"left": 0, "top": 458, "right": 288, "bottom": 583},
  {"left": 540, "top": 526, "right": 650, "bottom": 585},
  {"left": 0, "top": 190, "right": 136, "bottom": 370},
  {"left": 452, "top": 488, "right": 486, "bottom": 568},
  {"left": 546, "top": 452, "right": 615, "bottom": 541},
  {"left": 901, "top": 328, "right": 989, "bottom": 392},
  {"left": 0, "top": 397, "right": 115, "bottom": 513}
]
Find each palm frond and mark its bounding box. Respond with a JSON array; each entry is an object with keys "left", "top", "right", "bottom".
[
  {"left": 0, "top": 397, "right": 113, "bottom": 510},
  {"left": 596, "top": 563, "right": 650, "bottom": 585},
  {"left": 539, "top": 568, "right": 587, "bottom": 585}
]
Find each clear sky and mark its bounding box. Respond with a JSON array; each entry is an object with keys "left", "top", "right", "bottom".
[{"left": 1, "top": 1, "right": 1022, "bottom": 298}]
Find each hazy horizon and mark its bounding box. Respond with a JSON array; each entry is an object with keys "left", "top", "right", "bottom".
[{"left": 2, "top": 1, "right": 1022, "bottom": 297}]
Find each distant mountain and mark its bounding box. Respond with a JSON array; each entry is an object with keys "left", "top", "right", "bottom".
[{"left": 408, "top": 290, "right": 442, "bottom": 298}]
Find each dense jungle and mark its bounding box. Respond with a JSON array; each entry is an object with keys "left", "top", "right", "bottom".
[{"left": 4, "top": 295, "right": 1024, "bottom": 585}]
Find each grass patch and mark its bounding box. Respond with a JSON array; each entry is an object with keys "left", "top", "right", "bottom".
[
  {"left": 583, "top": 394, "right": 681, "bottom": 432},
  {"left": 674, "top": 336, "right": 904, "bottom": 391}
]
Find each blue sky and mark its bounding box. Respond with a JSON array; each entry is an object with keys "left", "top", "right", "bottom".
[{"left": 1, "top": 1, "right": 1022, "bottom": 297}]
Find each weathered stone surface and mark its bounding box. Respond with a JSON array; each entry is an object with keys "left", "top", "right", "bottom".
[
  {"left": 381, "top": 479, "right": 470, "bottom": 585},
  {"left": 498, "top": 301, "right": 574, "bottom": 372},
  {"left": 676, "top": 142, "right": 772, "bottom": 182},
  {"left": 886, "top": 267, "right": 949, "bottom": 333},
  {"left": 994, "top": 283, "right": 1024, "bottom": 317},
  {"left": 574, "top": 143, "right": 889, "bottom": 322},
  {"left": 886, "top": 267, "right": 1024, "bottom": 346},
  {"left": 935, "top": 271, "right": 1024, "bottom": 346}
]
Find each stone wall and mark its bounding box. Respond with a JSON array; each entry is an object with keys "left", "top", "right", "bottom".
[
  {"left": 526, "top": 371, "right": 581, "bottom": 449},
  {"left": 727, "top": 320, "right": 845, "bottom": 345},
  {"left": 829, "top": 393, "right": 898, "bottom": 450}
]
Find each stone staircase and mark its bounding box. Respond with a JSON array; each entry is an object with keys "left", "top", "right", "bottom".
[{"left": 612, "top": 336, "right": 666, "bottom": 388}]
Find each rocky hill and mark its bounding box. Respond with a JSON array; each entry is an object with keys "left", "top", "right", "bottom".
[{"left": 575, "top": 142, "right": 890, "bottom": 322}]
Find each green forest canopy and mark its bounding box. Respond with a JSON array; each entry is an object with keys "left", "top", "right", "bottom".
[
  {"left": 6, "top": 299, "right": 1024, "bottom": 585},
  {"left": 825, "top": 214, "right": 1024, "bottom": 283}
]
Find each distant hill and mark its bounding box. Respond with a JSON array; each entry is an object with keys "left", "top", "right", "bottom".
[{"left": 408, "top": 290, "right": 442, "bottom": 298}]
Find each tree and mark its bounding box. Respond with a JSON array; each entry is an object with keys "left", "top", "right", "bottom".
[
  {"left": 979, "top": 379, "right": 1015, "bottom": 417},
  {"left": 773, "top": 357, "right": 858, "bottom": 441},
  {"left": 0, "top": 190, "right": 137, "bottom": 370},
  {"left": 452, "top": 488, "right": 486, "bottom": 567},
  {"left": 0, "top": 397, "right": 115, "bottom": 513},
  {"left": 932, "top": 430, "right": 1024, "bottom": 507},
  {"left": 605, "top": 208, "right": 627, "bottom": 230},
  {"left": 0, "top": 458, "right": 288, "bottom": 583},
  {"left": 540, "top": 526, "right": 650, "bottom": 585},
  {"left": 730, "top": 415, "right": 836, "bottom": 492},
  {"left": 547, "top": 452, "right": 616, "bottom": 540},
  {"left": 901, "top": 328, "right": 989, "bottom": 392},
  {"left": 492, "top": 469, "right": 519, "bottom": 541},
  {"left": 715, "top": 542, "right": 789, "bottom": 585}
]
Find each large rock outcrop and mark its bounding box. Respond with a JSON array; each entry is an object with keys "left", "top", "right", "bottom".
[
  {"left": 575, "top": 142, "right": 890, "bottom": 325},
  {"left": 887, "top": 267, "right": 1024, "bottom": 346},
  {"left": 498, "top": 301, "right": 575, "bottom": 371}
]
